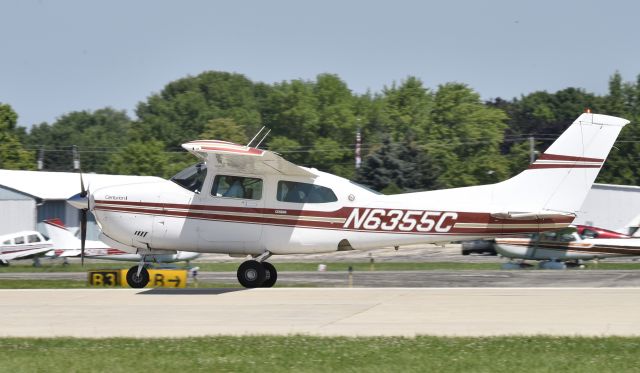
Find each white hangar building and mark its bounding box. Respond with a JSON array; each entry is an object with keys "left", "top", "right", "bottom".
[
  {"left": 0, "top": 170, "right": 162, "bottom": 237},
  {"left": 573, "top": 183, "right": 640, "bottom": 233}
]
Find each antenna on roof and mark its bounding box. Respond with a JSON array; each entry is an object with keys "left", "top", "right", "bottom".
[
  {"left": 254, "top": 128, "right": 272, "bottom": 149},
  {"left": 246, "top": 126, "right": 266, "bottom": 148}
]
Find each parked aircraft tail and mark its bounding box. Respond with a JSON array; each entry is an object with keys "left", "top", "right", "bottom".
[{"left": 43, "top": 219, "right": 81, "bottom": 255}]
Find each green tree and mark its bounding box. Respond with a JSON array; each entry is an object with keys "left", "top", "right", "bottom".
[
  {"left": 309, "top": 137, "right": 353, "bottom": 178},
  {"left": 135, "top": 71, "right": 261, "bottom": 147},
  {"left": 105, "top": 140, "right": 170, "bottom": 177},
  {"left": 355, "top": 136, "right": 438, "bottom": 193},
  {"left": 597, "top": 73, "right": 640, "bottom": 185},
  {"left": 0, "top": 103, "right": 35, "bottom": 170},
  {"left": 428, "top": 83, "right": 509, "bottom": 188},
  {"left": 380, "top": 76, "right": 432, "bottom": 141},
  {"left": 27, "top": 108, "right": 131, "bottom": 172},
  {"left": 314, "top": 74, "right": 357, "bottom": 142},
  {"left": 199, "top": 118, "right": 248, "bottom": 144},
  {"left": 266, "top": 136, "right": 304, "bottom": 165},
  {"left": 262, "top": 79, "right": 319, "bottom": 146}
]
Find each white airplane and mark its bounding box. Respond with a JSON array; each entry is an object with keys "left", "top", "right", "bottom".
[
  {"left": 67, "top": 112, "right": 629, "bottom": 288},
  {"left": 0, "top": 230, "right": 54, "bottom": 266},
  {"left": 42, "top": 219, "right": 200, "bottom": 264},
  {"left": 495, "top": 227, "right": 640, "bottom": 269}
]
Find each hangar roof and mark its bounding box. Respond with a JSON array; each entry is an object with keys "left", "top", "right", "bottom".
[{"left": 0, "top": 170, "right": 163, "bottom": 200}]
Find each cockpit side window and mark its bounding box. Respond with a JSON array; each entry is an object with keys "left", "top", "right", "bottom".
[
  {"left": 170, "top": 163, "right": 208, "bottom": 193},
  {"left": 211, "top": 175, "right": 263, "bottom": 200},
  {"left": 27, "top": 234, "right": 41, "bottom": 243},
  {"left": 14, "top": 236, "right": 25, "bottom": 245},
  {"left": 277, "top": 181, "right": 338, "bottom": 203}
]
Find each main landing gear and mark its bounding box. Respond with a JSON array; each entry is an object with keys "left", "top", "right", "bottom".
[{"left": 237, "top": 251, "right": 277, "bottom": 288}]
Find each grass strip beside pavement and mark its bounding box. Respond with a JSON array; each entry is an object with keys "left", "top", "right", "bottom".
[
  {"left": 0, "top": 336, "right": 639, "bottom": 372},
  {"left": 3, "top": 261, "right": 640, "bottom": 273}
]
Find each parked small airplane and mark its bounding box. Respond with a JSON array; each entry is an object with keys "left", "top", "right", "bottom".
[
  {"left": 43, "top": 219, "right": 200, "bottom": 264},
  {"left": 0, "top": 230, "right": 54, "bottom": 266},
  {"left": 67, "top": 112, "right": 629, "bottom": 288},
  {"left": 495, "top": 226, "right": 640, "bottom": 269}
]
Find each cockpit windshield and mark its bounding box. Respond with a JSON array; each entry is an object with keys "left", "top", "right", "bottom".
[{"left": 170, "top": 163, "right": 207, "bottom": 193}]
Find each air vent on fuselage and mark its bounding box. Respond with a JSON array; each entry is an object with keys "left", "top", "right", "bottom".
[{"left": 134, "top": 230, "right": 149, "bottom": 238}]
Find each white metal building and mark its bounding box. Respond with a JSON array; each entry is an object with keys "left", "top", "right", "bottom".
[
  {"left": 574, "top": 183, "right": 640, "bottom": 233},
  {"left": 0, "top": 187, "right": 37, "bottom": 234}
]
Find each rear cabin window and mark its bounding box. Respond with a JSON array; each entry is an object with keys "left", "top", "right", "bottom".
[
  {"left": 2, "top": 239, "right": 11, "bottom": 245},
  {"left": 211, "top": 175, "right": 263, "bottom": 200},
  {"left": 28, "top": 234, "right": 41, "bottom": 243},
  {"left": 277, "top": 181, "right": 338, "bottom": 203},
  {"left": 14, "top": 236, "right": 25, "bottom": 245}
]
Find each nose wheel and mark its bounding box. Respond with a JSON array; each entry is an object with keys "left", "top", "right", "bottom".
[
  {"left": 126, "top": 266, "right": 150, "bottom": 288},
  {"left": 237, "top": 260, "right": 278, "bottom": 288}
]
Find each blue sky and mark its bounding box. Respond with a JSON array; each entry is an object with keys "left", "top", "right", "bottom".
[{"left": 1, "top": 0, "right": 638, "bottom": 127}]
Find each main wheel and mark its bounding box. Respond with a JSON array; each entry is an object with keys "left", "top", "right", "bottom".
[
  {"left": 237, "top": 260, "right": 266, "bottom": 288},
  {"left": 261, "top": 262, "right": 278, "bottom": 288},
  {"left": 126, "top": 266, "right": 150, "bottom": 288}
]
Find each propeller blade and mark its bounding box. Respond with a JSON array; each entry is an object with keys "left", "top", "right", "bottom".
[
  {"left": 80, "top": 210, "right": 87, "bottom": 266},
  {"left": 80, "top": 171, "right": 87, "bottom": 198}
]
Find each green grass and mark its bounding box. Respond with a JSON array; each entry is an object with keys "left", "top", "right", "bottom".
[
  {"left": 3, "top": 260, "right": 640, "bottom": 273},
  {"left": 0, "top": 336, "right": 639, "bottom": 372},
  {"left": 0, "top": 279, "right": 91, "bottom": 289}
]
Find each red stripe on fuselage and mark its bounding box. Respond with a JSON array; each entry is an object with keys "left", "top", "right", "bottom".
[{"left": 95, "top": 200, "right": 573, "bottom": 235}]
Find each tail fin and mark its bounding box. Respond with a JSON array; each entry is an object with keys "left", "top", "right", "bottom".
[
  {"left": 43, "top": 219, "right": 81, "bottom": 251},
  {"left": 494, "top": 113, "right": 629, "bottom": 214}
]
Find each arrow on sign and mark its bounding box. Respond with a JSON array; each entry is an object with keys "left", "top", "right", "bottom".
[{"left": 168, "top": 276, "right": 181, "bottom": 287}]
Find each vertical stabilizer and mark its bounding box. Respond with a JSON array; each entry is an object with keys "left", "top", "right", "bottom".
[{"left": 494, "top": 113, "right": 629, "bottom": 214}]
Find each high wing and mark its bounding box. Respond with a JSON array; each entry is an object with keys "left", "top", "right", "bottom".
[
  {"left": 182, "top": 140, "right": 316, "bottom": 177},
  {"left": 0, "top": 247, "right": 53, "bottom": 261}
]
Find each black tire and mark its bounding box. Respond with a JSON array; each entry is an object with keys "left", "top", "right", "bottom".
[
  {"left": 261, "top": 262, "right": 278, "bottom": 288},
  {"left": 126, "top": 266, "right": 150, "bottom": 288},
  {"left": 237, "top": 260, "right": 266, "bottom": 288},
  {"left": 0, "top": 260, "right": 9, "bottom": 267}
]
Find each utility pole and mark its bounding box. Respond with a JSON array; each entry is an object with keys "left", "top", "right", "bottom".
[
  {"left": 355, "top": 127, "right": 362, "bottom": 170},
  {"left": 72, "top": 145, "right": 80, "bottom": 171},
  {"left": 529, "top": 136, "right": 536, "bottom": 164},
  {"left": 37, "top": 146, "right": 44, "bottom": 170}
]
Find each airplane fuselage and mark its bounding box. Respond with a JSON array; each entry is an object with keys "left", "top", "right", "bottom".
[{"left": 92, "top": 170, "right": 572, "bottom": 257}]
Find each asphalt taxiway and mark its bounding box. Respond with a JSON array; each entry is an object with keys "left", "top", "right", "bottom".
[{"left": 2, "top": 288, "right": 640, "bottom": 337}]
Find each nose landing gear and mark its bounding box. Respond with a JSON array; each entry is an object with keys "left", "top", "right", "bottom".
[
  {"left": 236, "top": 251, "right": 277, "bottom": 288},
  {"left": 126, "top": 257, "right": 150, "bottom": 288}
]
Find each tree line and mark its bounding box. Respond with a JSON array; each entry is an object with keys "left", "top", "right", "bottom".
[{"left": 1, "top": 71, "right": 639, "bottom": 193}]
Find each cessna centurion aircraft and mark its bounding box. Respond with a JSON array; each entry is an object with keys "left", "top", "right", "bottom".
[{"left": 68, "top": 112, "right": 629, "bottom": 288}]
